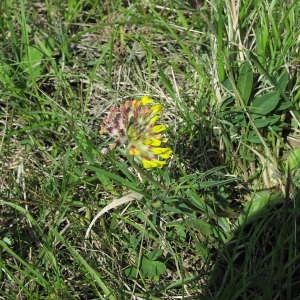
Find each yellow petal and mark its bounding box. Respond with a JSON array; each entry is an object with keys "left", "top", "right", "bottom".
[
  {"left": 151, "top": 147, "right": 171, "bottom": 155},
  {"left": 159, "top": 149, "right": 172, "bottom": 159},
  {"left": 144, "top": 137, "right": 162, "bottom": 146},
  {"left": 152, "top": 124, "right": 167, "bottom": 133},
  {"left": 150, "top": 147, "right": 172, "bottom": 159},
  {"left": 142, "top": 159, "right": 166, "bottom": 169},
  {"left": 151, "top": 104, "right": 163, "bottom": 114},
  {"left": 150, "top": 115, "right": 159, "bottom": 124},
  {"left": 141, "top": 95, "right": 153, "bottom": 105}
]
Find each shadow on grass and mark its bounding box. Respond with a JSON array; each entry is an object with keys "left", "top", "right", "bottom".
[
  {"left": 173, "top": 122, "right": 223, "bottom": 173},
  {"left": 207, "top": 189, "right": 300, "bottom": 300}
]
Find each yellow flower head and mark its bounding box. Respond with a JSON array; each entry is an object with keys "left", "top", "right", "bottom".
[{"left": 100, "top": 96, "right": 172, "bottom": 168}]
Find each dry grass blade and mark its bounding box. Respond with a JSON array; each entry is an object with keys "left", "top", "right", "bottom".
[{"left": 85, "top": 191, "right": 143, "bottom": 239}]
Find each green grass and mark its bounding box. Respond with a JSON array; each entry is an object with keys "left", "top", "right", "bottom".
[{"left": 1, "top": 0, "right": 299, "bottom": 298}]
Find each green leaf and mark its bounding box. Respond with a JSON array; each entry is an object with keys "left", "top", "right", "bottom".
[
  {"left": 185, "top": 218, "right": 213, "bottom": 236},
  {"left": 159, "top": 69, "right": 176, "bottom": 98},
  {"left": 237, "top": 62, "right": 253, "bottom": 104},
  {"left": 195, "top": 242, "right": 209, "bottom": 259},
  {"left": 245, "top": 132, "right": 261, "bottom": 144},
  {"left": 255, "top": 24, "right": 269, "bottom": 64},
  {"left": 147, "top": 249, "right": 163, "bottom": 261},
  {"left": 0, "top": 61, "right": 15, "bottom": 89},
  {"left": 215, "top": 217, "right": 232, "bottom": 235},
  {"left": 140, "top": 256, "right": 166, "bottom": 280},
  {"left": 277, "top": 100, "right": 292, "bottom": 111},
  {"left": 238, "top": 191, "right": 282, "bottom": 224},
  {"left": 34, "top": 35, "right": 54, "bottom": 58},
  {"left": 85, "top": 165, "right": 142, "bottom": 193},
  {"left": 222, "top": 78, "right": 233, "bottom": 91},
  {"left": 95, "top": 171, "right": 114, "bottom": 193},
  {"left": 124, "top": 266, "right": 138, "bottom": 279},
  {"left": 287, "top": 148, "right": 300, "bottom": 169},
  {"left": 166, "top": 223, "right": 186, "bottom": 241},
  {"left": 253, "top": 117, "right": 270, "bottom": 128},
  {"left": 253, "top": 115, "right": 280, "bottom": 128},
  {"left": 22, "top": 45, "right": 43, "bottom": 80},
  {"left": 184, "top": 190, "right": 214, "bottom": 214},
  {"left": 217, "top": 52, "right": 226, "bottom": 82},
  {"left": 250, "top": 91, "right": 280, "bottom": 115},
  {"left": 277, "top": 70, "right": 289, "bottom": 92}
]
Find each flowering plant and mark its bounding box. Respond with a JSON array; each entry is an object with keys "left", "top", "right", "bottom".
[{"left": 100, "top": 96, "right": 172, "bottom": 168}]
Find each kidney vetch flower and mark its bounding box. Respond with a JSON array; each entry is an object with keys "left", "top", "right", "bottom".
[{"left": 100, "top": 96, "right": 172, "bottom": 168}]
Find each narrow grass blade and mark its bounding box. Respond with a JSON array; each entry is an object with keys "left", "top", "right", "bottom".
[{"left": 51, "top": 229, "right": 116, "bottom": 300}]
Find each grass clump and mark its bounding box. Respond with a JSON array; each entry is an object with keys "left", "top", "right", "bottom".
[{"left": 1, "top": 0, "right": 299, "bottom": 299}]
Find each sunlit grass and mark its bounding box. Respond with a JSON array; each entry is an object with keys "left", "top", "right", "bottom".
[{"left": 0, "top": 0, "right": 299, "bottom": 298}]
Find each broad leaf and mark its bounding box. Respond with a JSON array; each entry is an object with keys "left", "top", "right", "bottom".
[
  {"left": 288, "top": 148, "right": 300, "bottom": 169},
  {"left": 237, "top": 62, "right": 253, "bottom": 104},
  {"left": 140, "top": 256, "right": 166, "bottom": 280},
  {"left": 277, "top": 70, "right": 289, "bottom": 92},
  {"left": 253, "top": 115, "right": 280, "bottom": 128},
  {"left": 185, "top": 218, "right": 213, "bottom": 236},
  {"left": 238, "top": 191, "right": 282, "bottom": 224},
  {"left": 22, "top": 45, "right": 43, "bottom": 81},
  {"left": 251, "top": 91, "right": 280, "bottom": 115}
]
